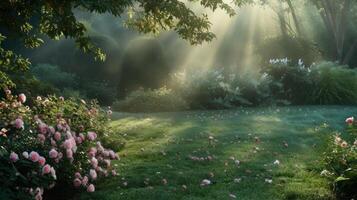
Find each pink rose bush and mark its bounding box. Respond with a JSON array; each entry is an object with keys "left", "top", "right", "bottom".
[
  {"left": 0, "top": 91, "right": 119, "bottom": 200},
  {"left": 321, "top": 116, "right": 357, "bottom": 199}
]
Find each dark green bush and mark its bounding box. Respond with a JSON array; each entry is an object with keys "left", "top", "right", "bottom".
[
  {"left": 112, "top": 87, "right": 188, "bottom": 112},
  {"left": 310, "top": 62, "right": 357, "bottom": 105}
]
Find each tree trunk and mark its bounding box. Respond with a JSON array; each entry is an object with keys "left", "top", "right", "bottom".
[{"left": 286, "top": 0, "right": 303, "bottom": 37}]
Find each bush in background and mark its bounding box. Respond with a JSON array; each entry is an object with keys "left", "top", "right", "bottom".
[
  {"left": 112, "top": 87, "right": 188, "bottom": 112},
  {"left": 310, "top": 62, "right": 357, "bottom": 105}
]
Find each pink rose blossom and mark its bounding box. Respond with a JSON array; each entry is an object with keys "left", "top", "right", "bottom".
[
  {"left": 63, "top": 139, "right": 73, "bottom": 149},
  {"left": 87, "top": 132, "right": 97, "bottom": 141},
  {"left": 82, "top": 176, "right": 89, "bottom": 186},
  {"left": 66, "top": 149, "right": 73, "bottom": 159},
  {"left": 87, "top": 184, "right": 95, "bottom": 192},
  {"left": 29, "top": 151, "right": 40, "bottom": 162},
  {"left": 111, "top": 170, "right": 117, "bottom": 176},
  {"left": 38, "top": 123, "right": 48, "bottom": 134},
  {"left": 37, "top": 134, "right": 46, "bottom": 143},
  {"left": 91, "top": 157, "right": 98, "bottom": 168},
  {"left": 346, "top": 117, "right": 354, "bottom": 125},
  {"left": 42, "top": 164, "right": 51, "bottom": 174},
  {"left": 54, "top": 132, "right": 61, "bottom": 141},
  {"left": 58, "top": 152, "right": 63, "bottom": 159},
  {"left": 50, "top": 167, "right": 57, "bottom": 180},
  {"left": 38, "top": 156, "right": 46, "bottom": 166},
  {"left": 49, "top": 149, "right": 58, "bottom": 159},
  {"left": 10, "top": 152, "right": 19, "bottom": 162},
  {"left": 73, "top": 178, "right": 82, "bottom": 187},
  {"left": 14, "top": 118, "right": 24, "bottom": 129},
  {"left": 18, "top": 93, "right": 26, "bottom": 103},
  {"left": 75, "top": 172, "right": 82, "bottom": 179},
  {"left": 48, "top": 126, "right": 55, "bottom": 134},
  {"left": 90, "top": 169, "right": 97, "bottom": 180},
  {"left": 76, "top": 137, "right": 83, "bottom": 144}
]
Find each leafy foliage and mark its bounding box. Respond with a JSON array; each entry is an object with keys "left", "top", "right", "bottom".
[
  {"left": 112, "top": 87, "right": 188, "bottom": 112},
  {"left": 321, "top": 118, "right": 357, "bottom": 200},
  {"left": 310, "top": 62, "right": 357, "bottom": 105}
]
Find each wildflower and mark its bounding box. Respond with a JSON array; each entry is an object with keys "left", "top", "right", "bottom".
[
  {"left": 265, "top": 178, "right": 273, "bottom": 184},
  {"left": 37, "top": 134, "right": 46, "bottom": 144},
  {"left": 273, "top": 160, "right": 280, "bottom": 165},
  {"left": 10, "top": 152, "right": 19, "bottom": 162}
]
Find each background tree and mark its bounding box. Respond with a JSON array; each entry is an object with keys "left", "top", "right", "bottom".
[{"left": 0, "top": 0, "right": 250, "bottom": 90}]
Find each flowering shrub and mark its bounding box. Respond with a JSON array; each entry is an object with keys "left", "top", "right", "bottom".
[
  {"left": 0, "top": 91, "right": 118, "bottom": 200},
  {"left": 321, "top": 116, "right": 357, "bottom": 199}
]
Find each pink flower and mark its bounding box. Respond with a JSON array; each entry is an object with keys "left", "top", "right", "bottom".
[
  {"left": 50, "top": 167, "right": 57, "bottom": 179},
  {"left": 103, "top": 151, "right": 110, "bottom": 158},
  {"left": 73, "top": 178, "right": 82, "bottom": 187},
  {"left": 48, "top": 126, "right": 55, "bottom": 134},
  {"left": 18, "top": 93, "right": 26, "bottom": 103},
  {"left": 14, "top": 118, "right": 24, "bottom": 129},
  {"left": 37, "top": 134, "right": 46, "bottom": 144},
  {"left": 111, "top": 170, "right": 117, "bottom": 176},
  {"left": 29, "top": 151, "right": 40, "bottom": 162},
  {"left": 49, "top": 149, "right": 58, "bottom": 159},
  {"left": 82, "top": 176, "right": 89, "bottom": 186},
  {"left": 38, "top": 123, "right": 48, "bottom": 134},
  {"left": 76, "top": 137, "right": 83, "bottom": 144},
  {"left": 54, "top": 132, "right": 61, "bottom": 141},
  {"left": 90, "top": 169, "right": 97, "bottom": 180},
  {"left": 75, "top": 172, "right": 82, "bottom": 179},
  {"left": 42, "top": 164, "right": 51, "bottom": 174},
  {"left": 91, "top": 157, "right": 98, "bottom": 168},
  {"left": 109, "top": 150, "right": 116, "bottom": 159},
  {"left": 346, "top": 117, "right": 354, "bottom": 125},
  {"left": 87, "top": 184, "right": 95, "bottom": 192},
  {"left": 79, "top": 133, "right": 85, "bottom": 141},
  {"left": 10, "top": 152, "right": 19, "bottom": 162},
  {"left": 104, "top": 159, "right": 111, "bottom": 167},
  {"left": 66, "top": 149, "right": 73, "bottom": 159},
  {"left": 87, "top": 132, "right": 97, "bottom": 141},
  {"left": 63, "top": 139, "right": 73, "bottom": 149},
  {"left": 38, "top": 156, "right": 46, "bottom": 166}
]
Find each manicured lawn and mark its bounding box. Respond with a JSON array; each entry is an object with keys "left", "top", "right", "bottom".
[{"left": 74, "top": 106, "right": 357, "bottom": 200}]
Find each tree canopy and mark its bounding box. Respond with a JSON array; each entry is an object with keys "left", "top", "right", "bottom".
[{"left": 0, "top": 0, "right": 250, "bottom": 89}]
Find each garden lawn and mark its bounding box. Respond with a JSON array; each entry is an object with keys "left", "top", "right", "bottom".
[{"left": 74, "top": 106, "right": 357, "bottom": 200}]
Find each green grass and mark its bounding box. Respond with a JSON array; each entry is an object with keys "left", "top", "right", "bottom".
[{"left": 74, "top": 106, "right": 357, "bottom": 200}]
